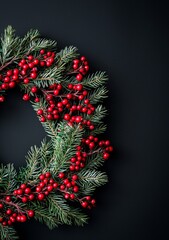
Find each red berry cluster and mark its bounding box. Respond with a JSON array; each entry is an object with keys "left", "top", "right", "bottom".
[
  {"left": 0, "top": 172, "right": 58, "bottom": 226},
  {"left": 57, "top": 172, "right": 96, "bottom": 208},
  {"left": 98, "top": 140, "right": 113, "bottom": 160},
  {"left": 69, "top": 146, "right": 87, "bottom": 172},
  {"left": 0, "top": 49, "right": 55, "bottom": 102},
  {"left": 72, "top": 56, "right": 89, "bottom": 81},
  {"left": 13, "top": 172, "right": 58, "bottom": 202},
  {"left": 58, "top": 172, "right": 79, "bottom": 200},
  {"left": 80, "top": 196, "right": 96, "bottom": 209},
  {"left": 0, "top": 200, "right": 34, "bottom": 226},
  {"left": 36, "top": 83, "right": 95, "bottom": 131},
  {"left": 69, "top": 136, "right": 113, "bottom": 172},
  {"left": 82, "top": 135, "right": 99, "bottom": 150}
]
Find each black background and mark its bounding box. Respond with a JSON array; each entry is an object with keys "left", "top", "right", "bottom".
[{"left": 0, "top": 0, "right": 169, "bottom": 239}]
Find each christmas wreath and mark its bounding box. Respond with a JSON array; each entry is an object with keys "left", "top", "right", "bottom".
[{"left": 0, "top": 26, "right": 113, "bottom": 239}]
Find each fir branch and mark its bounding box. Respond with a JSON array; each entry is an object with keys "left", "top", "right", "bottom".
[
  {"left": 0, "top": 225, "right": 18, "bottom": 240},
  {"left": 90, "top": 123, "right": 107, "bottom": 135},
  {"left": 34, "top": 65, "right": 64, "bottom": 88},
  {"left": 47, "top": 194, "right": 88, "bottom": 226},
  {"left": 40, "top": 139, "right": 53, "bottom": 170},
  {"left": 88, "top": 105, "right": 107, "bottom": 124},
  {"left": 89, "top": 86, "right": 108, "bottom": 104},
  {"left": 85, "top": 152, "right": 105, "bottom": 170},
  {"left": 33, "top": 202, "right": 59, "bottom": 229},
  {"left": 0, "top": 26, "right": 18, "bottom": 64},
  {"left": 57, "top": 46, "right": 78, "bottom": 66},
  {"left": 82, "top": 71, "right": 108, "bottom": 88},
  {"left": 0, "top": 164, "right": 17, "bottom": 193},
  {"left": 49, "top": 123, "right": 83, "bottom": 173},
  {"left": 32, "top": 99, "right": 58, "bottom": 139},
  {"left": 29, "top": 38, "right": 57, "bottom": 52},
  {"left": 18, "top": 146, "right": 42, "bottom": 183},
  {"left": 78, "top": 170, "right": 108, "bottom": 195}
]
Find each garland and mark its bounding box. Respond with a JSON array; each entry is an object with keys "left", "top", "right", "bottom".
[{"left": 0, "top": 26, "right": 113, "bottom": 239}]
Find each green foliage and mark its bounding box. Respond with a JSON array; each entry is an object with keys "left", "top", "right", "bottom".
[
  {"left": 78, "top": 169, "right": 108, "bottom": 195},
  {"left": 49, "top": 122, "right": 83, "bottom": 173},
  {"left": 47, "top": 194, "right": 88, "bottom": 226},
  {"left": 89, "top": 105, "right": 107, "bottom": 124},
  {"left": 33, "top": 202, "right": 59, "bottom": 229},
  {"left": 0, "top": 225, "right": 18, "bottom": 240},
  {"left": 85, "top": 152, "right": 105, "bottom": 170},
  {"left": 57, "top": 46, "right": 78, "bottom": 66},
  {"left": 89, "top": 86, "right": 108, "bottom": 104},
  {"left": 32, "top": 99, "right": 58, "bottom": 139},
  {"left": 83, "top": 71, "right": 108, "bottom": 88},
  {"left": 0, "top": 164, "right": 17, "bottom": 193},
  {"left": 18, "top": 145, "right": 42, "bottom": 184}
]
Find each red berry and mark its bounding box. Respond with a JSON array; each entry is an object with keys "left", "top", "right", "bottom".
[
  {"left": 103, "top": 152, "right": 110, "bottom": 160},
  {"left": 17, "top": 189, "right": 23, "bottom": 195},
  {"left": 20, "top": 215, "right": 27, "bottom": 222},
  {"left": 60, "top": 185, "right": 65, "bottom": 190},
  {"left": 73, "top": 64, "right": 79, "bottom": 70},
  {"left": 91, "top": 199, "right": 96, "bottom": 205},
  {"left": 28, "top": 62, "right": 34, "bottom": 68},
  {"left": 6, "top": 209, "right": 12, "bottom": 215},
  {"left": 30, "top": 72, "right": 37, "bottom": 79},
  {"left": 28, "top": 55, "right": 34, "bottom": 61},
  {"left": 73, "top": 186, "right": 79, "bottom": 193},
  {"left": 64, "top": 114, "right": 71, "bottom": 121},
  {"left": 81, "top": 56, "right": 86, "bottom": 61},
  {"left": 73, "top": 59, "right": 80, "bottom": 64},
  {"left": 31, "top": 86, "right": 38, "bottom": 93},
  {"left": 86, "top": 196, "right": 91, "bottom": 201},
  {"left": 23, "top": 94, "right": 30, "bottom": 101},
  {"left": 58, "top": 172, "right": 65, "bottom": 178},
  {"left": 45, "top": 172, "right": 51, "bottom": 178},
  {"left": 84, "top": 65, "right": 89, "bottom": 71},
  {"left": 64, "top": 193, "right": 70, "bottom": 199},
  {"left": 40, "top": 116, "right": 46, "bottom": 122},
  {"left": 72, "top": 175, "right": 78, "bottom": 181},
  {"left": 36, "top": 186, "right": 42, "bottom": 192},
  {"left": 47, "top": 185, "right": 53, "bottom": 192},
  {"left": 37, "top": 109, "right": 43, "bottom": 115},
  {"left": 0, "top": 96, "right": 5, "bottom": 102},
  {"left": 5, "top": 196, "right": 11, "bottom": 202},
  {"left": 40, "top": 49, "right": 45, "bottom": 54},
  {"left": 81, "top": 201, "right": 88, "bottom": 208},
  {"left": 76, "top": 73, "right": 83, "bottom": 81},
  {"left": 38, "top": 193, "right": 45, "bottom": 201},
  {"left": 28, "top": 210, "right": 35, "bottom": 218},
  {"left": 76, "top": 84, "right": 83, "bottom": 91},
  {"left": 24, "top": 78, "right": 30, "bottom": 84},
  {"left": 53, "top": 182, "right": 58, "bottom": 188},
  {"left": 34, "top": 59, "right": 39, "bottom": 65},
  {"left": 70, "top": 193, "right": 75, "bottom": 200},
  {"left": 25, "top": 188, "right": 31, "bottom": 194},
  {"left": 22, "top": 196, "right": 28, "bottom": 203},
  {"left": 6, "top": 70, "right": 13, "bottom": 76},
  {"left": 68, "top": 84, "right": 73, "bottom": 89},
  {"left": 54, "top": 89, "right": 59, "bottom": 96},
  {"left": 29, "top": 194, "right": 35, "bottom": 201}
]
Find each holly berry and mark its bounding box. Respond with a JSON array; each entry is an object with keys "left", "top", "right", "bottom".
[
  {"left": 76, "top": 73, "right": 83, "bottom": 81},
  {"left": 38, "top": 193, "right": 45, "bottom": 201},
  {"left": 28, "top": 210, "right": 35, "bottom": 218},
  {"left": 23, "top": 94, "right": 30, "bottom": 101}
]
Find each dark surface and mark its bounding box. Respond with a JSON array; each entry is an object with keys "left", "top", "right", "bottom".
[{"left": 0, "top": 0, "right": 169, "bottom": 239}]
